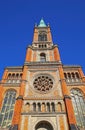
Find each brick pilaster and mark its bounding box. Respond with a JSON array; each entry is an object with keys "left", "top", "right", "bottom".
[
  {"left": 59, "top": 66, "right": 77, "bottom": 130},
  {"left": 54, "top": 46, "right": 61, "bottom": 62},
  {"left": 11, "top": 66, "right": 28, "bottom": 130}
]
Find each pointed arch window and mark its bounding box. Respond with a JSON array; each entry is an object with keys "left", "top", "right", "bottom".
[
  {"left": 71, "top": 89, "right": 85, "bottom": 128},
  {"left": 0, "top": 90, "right": 16, "bottom": 128},
  {"left": 40, "top": 53, "right": 46, "bottom": 62},
  {"left": 38, "top": 33, "right": 47, "bottom": 41}
]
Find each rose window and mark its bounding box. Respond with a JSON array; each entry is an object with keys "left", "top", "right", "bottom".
[{"left": 33, "top": 75, "right": 53, "bottom": 92}]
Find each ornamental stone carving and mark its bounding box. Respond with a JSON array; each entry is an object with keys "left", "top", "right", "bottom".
[{"left": 33, "top": 75, "right": 53, "bottom": 93}]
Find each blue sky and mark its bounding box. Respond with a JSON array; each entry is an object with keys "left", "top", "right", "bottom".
[{"left": 0, "top": 0, "right": 85, "bottom": 78}]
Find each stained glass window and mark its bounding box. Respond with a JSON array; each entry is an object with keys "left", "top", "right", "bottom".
[
  {"left": 0, "top": 90, "right": 16, "bottom": 128},
  {"left": 71, "top": 89, "right": 85, "bottom": 128}
]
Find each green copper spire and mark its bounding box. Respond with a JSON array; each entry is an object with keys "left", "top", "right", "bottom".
[{"left": 38, "top": 18, "right": 46, "bottom": 27}]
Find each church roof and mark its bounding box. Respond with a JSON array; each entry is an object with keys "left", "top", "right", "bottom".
[{"left": 38, "top": 18, "right": 46, "bottom": 27}]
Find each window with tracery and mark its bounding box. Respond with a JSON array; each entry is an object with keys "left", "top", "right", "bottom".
[
  {"left": 38, "top": 33, "right": 47, "bottom": 41},
  {"left": 33, "top": 75, "right": 53, "bottom": 93},
  {"left": 0, "top": 90, "right": 16, "bottom": 128},
  {"left": 71, "top": 89, "right": 85, "bottom": 128}
]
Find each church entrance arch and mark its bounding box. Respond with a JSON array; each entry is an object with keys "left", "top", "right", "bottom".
[{"left": 35, "top": 121, "right": 54, "bottom": 130}]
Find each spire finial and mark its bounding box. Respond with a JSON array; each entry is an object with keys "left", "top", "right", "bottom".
[{"left": 38, "top": 18, "right": 46, "bottom": 27}]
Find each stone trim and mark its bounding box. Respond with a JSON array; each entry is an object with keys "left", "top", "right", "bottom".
[
  {"left": 24, "top": 61, "right": 62, "bottom": 66},
  {"left": 63, "top": 65, "right": 81, "bottom": 69},
  {"left": 21, "top": 112, "right": 66, "bottom": 115},
  {"left": 23, "top": 97, "right": 63, "bottom": 100},
  {"left": 64, "top": 95, "right": 71, "bottom": 100},
  {"left": 16, "top": 95, "right": 23, "bottom": 100}
]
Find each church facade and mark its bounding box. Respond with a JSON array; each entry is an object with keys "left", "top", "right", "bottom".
[{"left": 0, "top": 19, "right": 85, "bottom": 130}]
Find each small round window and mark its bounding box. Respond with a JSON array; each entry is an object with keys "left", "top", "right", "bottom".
[{"left": 33, "top": 75, "right": 53, "bottom": 93}]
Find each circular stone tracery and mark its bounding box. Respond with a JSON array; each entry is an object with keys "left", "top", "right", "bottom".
[{"left": 33, "top": 75, "right": 53, "bottom": 93}]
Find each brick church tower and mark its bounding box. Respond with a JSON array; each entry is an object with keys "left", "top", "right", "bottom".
[{"left": 0, "top": 19, "right": 85, "bottom": 130}]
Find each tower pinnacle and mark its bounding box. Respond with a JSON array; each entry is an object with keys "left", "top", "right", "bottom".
[{"left": 38, "top": 18, "right": 46, "bottom": 27}]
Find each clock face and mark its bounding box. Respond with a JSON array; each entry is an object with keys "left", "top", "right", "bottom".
[{"left": 33, "top": 75, "right": 53, "bottom": 93}]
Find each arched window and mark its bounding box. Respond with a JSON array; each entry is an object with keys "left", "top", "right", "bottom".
[
  {"left": 0, "top": 90, "right": 16, "bottom": 128},
  {"left": 57, "top": 102, "right": 62, "bottom": 112},
  {"left": 40, "top": 53, "right": 46, "bottom": 62},
  {"left": 38, "top": 33, "right": 47, "bottom": 41},
  {"left": 67, "top": 73, "right": 71, "bottom": 82},
  {"left": 51, "top": 102, "right": 55, "bottom": 112},
  {"left": 47, "top": 103, "right": 50, "bottom": 112},
  {"left": 12, "top": 73, "right": 15, "bottom": 79},
  {"left": 75, "top": 72, "right": 80, "bottom": 82},
  {"left": 33, "top": 103, "right": 36, "bottom": 112},
  {"left": 37, "top": 103, "right": 41, "bottom": 112},
  {"left": 42, "top": 103, "right": 46, "bottom": 112},
  {"left": 64, "top": 73, "right": 67, "bottom": 79},
  {"left": 71, "top": 89, "right": 85, "bottom": 128},
  {"left": 7, "top": 73, "right": 11, "bottom": 79},
  {"left": 71, "top": 72, "right": 75, "bottom": 82},
  {"left": 25, "top": 103, "right": 30, "bottom": 112}
]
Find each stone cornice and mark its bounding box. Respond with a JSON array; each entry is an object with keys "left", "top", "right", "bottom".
[
  {"left": 24, "top": 61, "right": 62, "bottom": 67},
  {"left": 6, "top": 66, "right": 23, "bottom": 69},
  {"left": 5, "top": 66, "right": 23, "bottom": 72},
  {"left": 23, "top": 97, "right": 63, "bottom": 100},
  {"left": 63, "top": 65, "right": 81, "bottom": 68},
  {"left": 66, "top": 82, "right": 85, "bottom": 86},
  {"left": 21, "top": 112, "right": 66, "bottom": 115}
]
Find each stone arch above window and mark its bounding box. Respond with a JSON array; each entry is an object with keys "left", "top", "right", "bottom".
[{"left": 35, "top": 120, "right": 53, "bottom": 130}]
